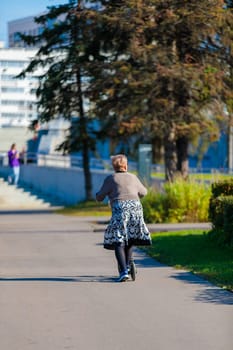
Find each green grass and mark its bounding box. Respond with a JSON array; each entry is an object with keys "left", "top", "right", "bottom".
[
  {"left": 144, "top": 230, "right": 233, "bottom": 291},
  {"left": 55, "top": 200, "right": 111, "bottom": 216},
  {"left": 189, "top": 173, "right": 233, "bottom": 181},
  {"left": 151, "top": 172, "right": 232, "bottom": 181}
]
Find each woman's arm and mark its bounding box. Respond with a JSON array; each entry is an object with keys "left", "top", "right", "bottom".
[
  {"left": 136, "top": 177, "right": 148, "bottom": 198},
  {"left": 96, "top": 176, "right": 111, "bottom": 202}
]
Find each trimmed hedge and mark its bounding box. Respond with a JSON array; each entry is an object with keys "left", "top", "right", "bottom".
[
  {"left": 209, "top": 196, "right": 225, "bottom": 230},
  {"left": 211, "top": 179, "right": 233, "bottom": 198},
  {"left": 223, "top": 196, "right": 233, "bottom": 245},
  {"left": 208, "top": 179, "right": 233, "bottom": 246}
]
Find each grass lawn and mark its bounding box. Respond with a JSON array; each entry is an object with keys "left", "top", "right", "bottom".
[
  {"left": 55, "top": 200, "right": 111, "bottom": 216},
  {"left": 152, "top": 172, "right": 232, "bottom": 181},
  {"left": 143, "top": 230, "right": 233, "bottom": 291}
]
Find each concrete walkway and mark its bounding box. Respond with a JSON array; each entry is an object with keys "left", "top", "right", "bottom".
[{"left": 0, "top": 212, "right": 232, "bottom": 350}]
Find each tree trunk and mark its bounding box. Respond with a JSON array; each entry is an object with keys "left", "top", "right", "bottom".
[
  {"left": 82, "top": 136, "right": 93, "bottom": 200},
  {"left": 164, "top": 125, "right": 177, "bottom": 182},
  {"left": 176, "top": 136, "right": 189, "bottom": 180},
  {"left": 76, "top": 69, "right": 93, "bottom": 201}
]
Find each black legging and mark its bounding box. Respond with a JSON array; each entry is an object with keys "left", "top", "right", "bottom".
[{"left": 114, "top": 244, "right": 134, "bottom": 273}]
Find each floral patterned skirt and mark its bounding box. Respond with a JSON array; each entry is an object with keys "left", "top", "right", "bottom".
[{"left": 103, "top": 199, "right": 152, "bottom": 250}]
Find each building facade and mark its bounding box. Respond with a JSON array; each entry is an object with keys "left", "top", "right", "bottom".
[
  {"left": 8, "top": 15, "right": 45, "bottom": 48},
  {"left": 0, "top": 48, "right": 40, "bottom": 128},
  {"left": 8, "top": 12, "right": 66, "bottom": 49}
]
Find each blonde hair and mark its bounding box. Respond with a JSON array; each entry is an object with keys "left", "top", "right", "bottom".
[{"left": 111, "top": 154, "right": 128, "bottom": 172}]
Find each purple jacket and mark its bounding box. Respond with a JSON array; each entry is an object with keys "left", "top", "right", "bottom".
[{"left": 8, "top": 150, "right": 20, "bottom": 167}]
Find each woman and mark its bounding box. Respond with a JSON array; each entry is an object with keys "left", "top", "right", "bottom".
[
  {"left": 8, "top": 143, "right": 20, "bottom": 186},
  {"left": 96, "top": 154, "right": 151, "bottom": 282}
]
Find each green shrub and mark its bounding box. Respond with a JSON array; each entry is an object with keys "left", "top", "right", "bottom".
[
  {"left": 208, "top": 179, "right": 233, "bottom": 247},
  {"left": 211, "top": 179, "right": 233, "bottom": 198},
  {"left": 142, "top": 179, "right": 211, "bottom": 223},
  {"left": 223, "top": 196, "right": 233, "bottom": 245},
  {"left": 208, "top": 196, "right": 225, "bottom": 230},
  {"left": 163, "top": 179, "right": 211, "bottom": 223},
  {"left": 208, "top": 180, "right": 233, "bottom": 227},
  {"left": 142, "top": 189, "right": 165, "bottom": 223}
]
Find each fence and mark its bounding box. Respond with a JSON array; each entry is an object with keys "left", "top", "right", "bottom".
[{"left": 1, "top": 151, "right": 233, "bottom": 175}]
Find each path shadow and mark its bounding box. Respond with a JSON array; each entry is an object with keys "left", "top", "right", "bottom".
[
  {"left": 1, "top": 229, "right": 92, "bottom": 234},
  {"left": 171, "top": 272, "right": 233, "bottom": 305},
  {"left": 134, "top": 255, "right": 166, "bottom": 269},
  {"left": 0, "top": 209, "right": 56, "bottom": 215},
  {"left": 195, "top": 288, "right": 233, "bottom": 305},
  {"left": 0, "top": 275, "right": 120, "bottom": 283}
]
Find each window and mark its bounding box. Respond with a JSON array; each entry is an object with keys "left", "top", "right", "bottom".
[
  {"left": 0, "top": 60, "right": 28, "bottom": 68},
  {"left": 1, "top": 87, "right": 24, "bottom": 93},
  {"left": 1, "top": 113, "right": 24, "bottom": 118},
  {"left": 1, "top": 100, "right": 25, "bottom": 106}
]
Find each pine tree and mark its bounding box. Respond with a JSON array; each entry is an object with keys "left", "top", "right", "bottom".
[
  {"left": 92, "top": 0, "right": 230, "bottom": 180},
  {"left": 19, "top": 0, "right": 102, "bottom": 200},
  {"left": 217, "top": 1, "right": 233, "bottom": 123},
  {"left": 152, "top": 0, "right": 228, "bottom": 180},
  {"left": 18, "top": 0, "right": 232, "bottom": 184}
]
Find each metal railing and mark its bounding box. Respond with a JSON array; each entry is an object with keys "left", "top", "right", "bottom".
[{"left": 0, "top": 151, "right": 233, "bottom": 175}]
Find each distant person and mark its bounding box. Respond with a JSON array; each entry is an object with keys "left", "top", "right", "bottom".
[
  {"left": 8, "top": 143, "right": 20, "bottom": 185},
  {"left": 96, "top": 154, "right": 151, "bottom": 282}
]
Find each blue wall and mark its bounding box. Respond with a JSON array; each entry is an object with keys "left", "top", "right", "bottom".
[{"left": 189, "top": 132, "right": 228, "bottom": 171}]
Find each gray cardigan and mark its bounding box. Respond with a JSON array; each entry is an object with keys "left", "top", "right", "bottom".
[{"left": 96, "top": 172, "right": 147, "bottom": 205}]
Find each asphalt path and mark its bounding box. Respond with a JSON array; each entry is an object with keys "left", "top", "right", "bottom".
[{"left": 0, "top": 212, "right": 232, "bottom": 350}]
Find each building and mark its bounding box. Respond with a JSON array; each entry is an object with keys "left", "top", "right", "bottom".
[
  {"left": 8, "top": 12, "right": 66, "bottom": 49},
  {"left": 8, "top": 14, "right": 45, "bottom": 48},
  {"left": 0, "top": 47, "right": 39, "bottom": 128},
  {"left": 7, "top": 2, "right": 99, "bottom": 49}
]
